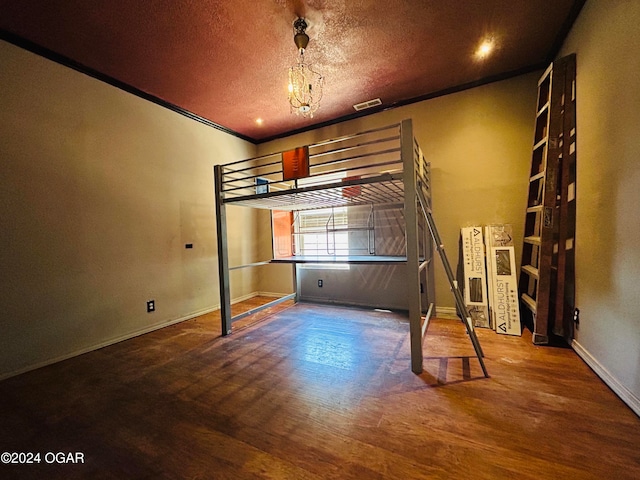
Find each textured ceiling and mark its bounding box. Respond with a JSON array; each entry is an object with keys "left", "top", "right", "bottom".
[{"left": 0, "top": 1, "right": 584, "bottom": 143}]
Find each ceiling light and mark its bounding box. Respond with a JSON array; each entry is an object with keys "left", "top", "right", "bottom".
[
  {"left": 476, "top": 38, "right": 495, "bottom": 59},
  {"left": 256, "top": 118, "right": 263, "bottom": 125},
  {"left": 288, "top": 18, "right": 324, "bottom": 118}
]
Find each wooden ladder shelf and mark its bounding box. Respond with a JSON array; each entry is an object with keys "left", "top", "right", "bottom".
[{"left": 519, "top": 54, "right": 577, "bottom": 344}]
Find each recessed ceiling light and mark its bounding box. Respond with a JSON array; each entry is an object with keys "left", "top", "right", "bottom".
[
  {"left": 256, "top": 118, "right": 264, "bottom": 125},
  {"left": 475, "top": 38, "right": 495, "bottom": 59}
]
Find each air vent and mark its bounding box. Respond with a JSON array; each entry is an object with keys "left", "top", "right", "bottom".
[{"left": 353, "top": 98, "right": 382, "bottom": 111}]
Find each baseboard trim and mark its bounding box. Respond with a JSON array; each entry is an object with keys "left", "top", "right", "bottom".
[
  {"left": 0, "top": 304, "right": 229, "bottom": 382},
  {"left": 0, "top": 292, "right": 277, "bottom": 382},
  {"left": 255, "top": 291, "right": 291, "bottom": 299},
  {"left": 436, "top": 306, "right": 458, "bottom": 319},
  {"left": 572, "top": 340, "right": 640, "bottom": 417},
  {"left": 230, "top": 292, "right": 256, "bottom": 305}
]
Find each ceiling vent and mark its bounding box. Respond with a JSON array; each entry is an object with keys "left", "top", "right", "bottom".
[{"left": 353, "top": 98, "right": 382, "bottom": 111}]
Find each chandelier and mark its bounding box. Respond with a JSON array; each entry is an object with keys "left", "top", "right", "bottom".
[{"left": 288, "top": 18, "right": 324, "bottom": 118}]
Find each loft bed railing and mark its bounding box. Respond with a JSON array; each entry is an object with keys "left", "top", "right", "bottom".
[
  {"left": 217, "top": 123, "right": 411, "bottom": 211},
  {"left": 213, "top": 119, "right": 487, "bottom": 377}
]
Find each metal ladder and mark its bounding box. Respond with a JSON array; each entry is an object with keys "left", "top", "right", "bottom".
[{"left": 416, "top": 182, "right": 488, "bottom": 377}]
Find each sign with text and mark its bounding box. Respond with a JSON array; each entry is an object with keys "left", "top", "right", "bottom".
[
  {"left": 489, "top": 246, "right": 522, "bottom": 336},
  {"left": 461, "top": 227, "right": 490, "bottom": 328},
  {"left": 484, "top": 224, "right": 514, "bottom": 331}
]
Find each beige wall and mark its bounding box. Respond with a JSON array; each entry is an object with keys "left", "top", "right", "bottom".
[
  {"left": 559, "top": 0, "right": 640, "bottom": 411},
  {"left": 7, "top": 0, "right": 636, "bottom": 414},
  {"left": 0, "top": 40, "right": 258, "bottom": 378},
  {"left": 258, "top": 72, "right": 539, "bottom": 312}
]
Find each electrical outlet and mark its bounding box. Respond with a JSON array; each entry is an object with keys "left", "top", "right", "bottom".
[
  {"left": 147, "top": 300, "right": 155, "bottom": 312},
  {"left": 318, "top": 279, "right": 323, "bottom": 288},
  {"left": 573, "top": 307, "right": 580, "bottom": 327}
]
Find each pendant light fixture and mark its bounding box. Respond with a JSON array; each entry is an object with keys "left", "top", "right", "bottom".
[{"left": 288, "top": 18, "right": 324, "bottom": 118}]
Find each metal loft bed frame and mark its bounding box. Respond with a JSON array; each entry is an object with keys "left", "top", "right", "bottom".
[{"left": 213, "top": 119, "right": 487, "bottom": 376}]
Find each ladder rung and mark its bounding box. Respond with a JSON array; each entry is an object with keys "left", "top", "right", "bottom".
[
  {"left": 530, "top": 171, "right": 545, "bottom": 183},
  {"left": 521, "top": 265, "right": 539, "bottom": 278},
  {"left": 521, "top": 293, "right": 537, "bottom": 313},
  {"left": 538, "top": 63, "right": 554, "bottom": 86},
  {"left": 527, "top": 205, "right": 544, "bottom": 213},
  {"left": 537, "top": 102, "right": 550, "bottom": 117},
  {"left": 533, "top": 137, "right": 547, "bottom": 151},
  {"left": 524, "top": 236, "right": 541, "bottom": 246}
]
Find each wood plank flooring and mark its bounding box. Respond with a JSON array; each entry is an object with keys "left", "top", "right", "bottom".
[{"left": 1, "top": 297, "right": 638, "bottom": 479}]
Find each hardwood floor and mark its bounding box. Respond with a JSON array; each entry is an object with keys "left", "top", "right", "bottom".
[{"left": 1, "top": 298, "right": 638, "bottom": 479}]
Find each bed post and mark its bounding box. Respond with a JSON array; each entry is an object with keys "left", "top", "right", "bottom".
[
  {"left": 401, "top": 119, "right": 423, "bottom": 374},
  {"left": 214, "top": 165, "right": 232, "bottom": 335}
]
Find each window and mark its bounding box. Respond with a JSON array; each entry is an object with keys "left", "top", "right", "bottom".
[
  {"left": 294, "top": 206, "right": 350, "bottom": 270},
  {"left": 289, "top": 172, "right": 377, "bottom": 268},
  {"left": 295, "top": 207, "right": 350, "bottom": 256}
]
